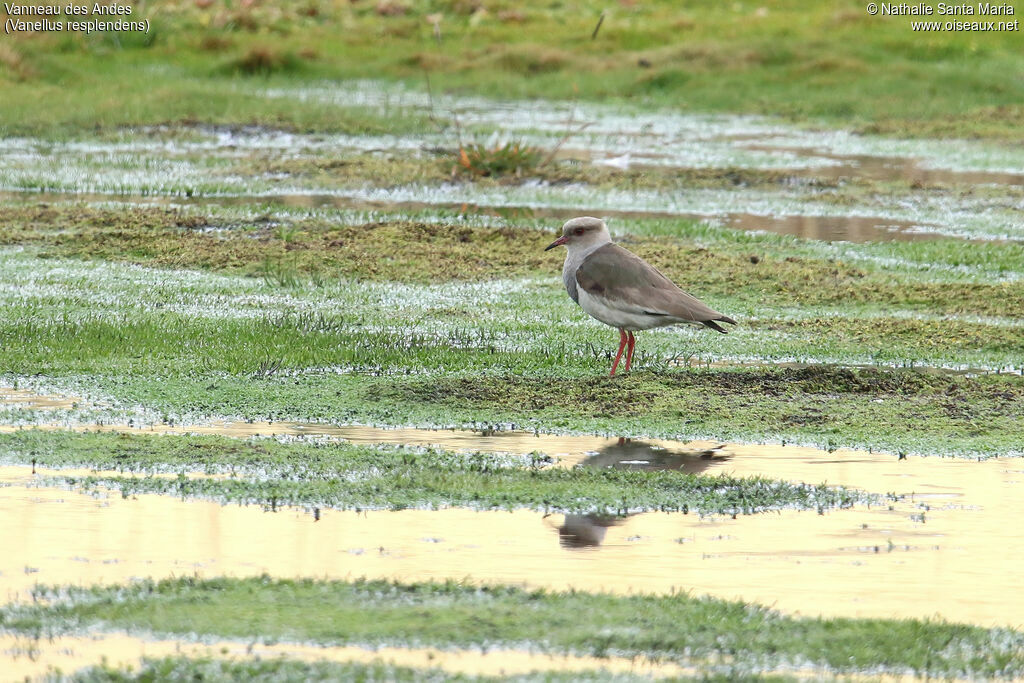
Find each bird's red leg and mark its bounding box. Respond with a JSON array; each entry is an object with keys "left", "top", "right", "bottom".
[
  {"left": 609, "top": 329, "right": 628, "bottom": 376},
  {"left": 624, "top": 331, "right": 636, "bottom": 372}
]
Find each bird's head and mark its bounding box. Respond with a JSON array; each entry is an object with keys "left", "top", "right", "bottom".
[{"left": 544, "top": 216, "right": 611, "bottom": 252}]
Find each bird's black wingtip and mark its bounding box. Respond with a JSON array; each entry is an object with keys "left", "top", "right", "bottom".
[{"left": 703, "top": 316, "right": 737, "bottom": 334}]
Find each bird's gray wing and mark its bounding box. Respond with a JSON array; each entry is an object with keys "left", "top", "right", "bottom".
[{"left": 575, "top": 243, "right": 736, "bottom": 327}]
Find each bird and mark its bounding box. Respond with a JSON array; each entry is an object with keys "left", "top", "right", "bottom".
[{"left": 545, "top": 216, "right": 736, "bottom": 376}]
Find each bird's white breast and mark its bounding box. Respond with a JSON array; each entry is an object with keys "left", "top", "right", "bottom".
[{"left": 577, "top": 287, "right": 677, "bottom": 331}]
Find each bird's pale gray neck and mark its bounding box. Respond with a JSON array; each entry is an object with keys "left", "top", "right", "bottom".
[{"left": 562, "top": 240, "right": 610, "bottom": 303}]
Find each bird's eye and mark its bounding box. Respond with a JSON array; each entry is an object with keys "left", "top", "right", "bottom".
[{"left": 573, "top": 228, "right": 585, "bottom": 236}]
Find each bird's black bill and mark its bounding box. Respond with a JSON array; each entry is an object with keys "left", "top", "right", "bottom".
[{"left": 544, "top": 236, "right": 568, "bottom": 251}]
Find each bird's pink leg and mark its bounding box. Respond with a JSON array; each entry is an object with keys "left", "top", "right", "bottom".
[
  {"left": 624, "top": 331, "right": 636, "bottom": 372},
  {"left": 609, "top": 329, "right": 628, "bottom": 376}
]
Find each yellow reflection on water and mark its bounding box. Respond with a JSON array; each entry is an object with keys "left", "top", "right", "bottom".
[
  {"left": 3, "top": 388, "right": 1024, "bottom": 632},
  {"left": 2, "top": 455, "right": 1023, "bottom": 630}
]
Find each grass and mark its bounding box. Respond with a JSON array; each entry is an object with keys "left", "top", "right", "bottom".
[
  {"left": 168, "top": 369, "right": 1020, "bottom": 458},
  {"left": 69, "top": 658, "right": 479, "bottom": 683},
  {"left": 2, "top": 365, "right": 1021, "bottom": 459},
  {"left": 66, "top": 657, "right": 685, "bottom": 683},
  {"left": 0, "top": 224, "right": 1019, "bottom": 457},
  {"left": 7, "top": 576, "right": 1024, "bottom": 678},
  {"left": 6, "top": 199, "right": 1023, "bottom": 281},
  {"left": 0, "top": 430, "right": 871, "bottom": 515},
  {"left": 456, "top": 140, "right": 544, "bottom": 178},
  {"left": 1, "top": 2, "right": 1023, "bottom": 139},
  {"left": 3, "top": 138, "right": 1021, "bottom": 240},
  {"left": 2, "top": 205, "right": 1022, "bottom": 318}
]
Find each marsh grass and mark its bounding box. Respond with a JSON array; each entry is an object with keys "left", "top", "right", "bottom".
[
  {"left": 8, "top": 576, "right": 1024, "bottom": 678},
  {"left": 257, "top": 254, "right": 304, "bottom": 289},
  {"left": 70, "top": 658, "right": 468, "bottom": 683},
  {"left": 66, "top": 657, "right": 675, "bottom": 683},
  {"left": 0, "top": 3, "right": 1021, "bottom": 669}
]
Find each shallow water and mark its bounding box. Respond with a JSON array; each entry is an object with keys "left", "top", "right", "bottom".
[
  {"left": 3, "top": 98, "right": 1023, "bottom": 245},
  {"left": 737, "top": 144, "right": 1024, "bottom": 187},
  {"left": 0, "top": 384, "right": 1018, "bottom": 473},
  {"left": 3, "top": 432, "right": 1024, "bottom": 629},
  {"left": 1, "top": 379, "right": 1015, "bottom": 465},
  {"left": 243, "top": 192, "right": 954, "bottom": 244},
  {"left": 261, "top": 196, "right": 955, "bottom": 244},
  {"left": 0, "top": 418, "right": 728, "bottom": 467},
  {"left": 560, "top": 142, "right": 1024, "bottom": 188},
  {"left": 3, "top": 394, "right": 1024, "bottom": 667}
]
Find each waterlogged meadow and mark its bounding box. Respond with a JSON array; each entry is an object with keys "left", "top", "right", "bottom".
[
  {"left": 1, "top": 90, "right": 1023, "bottom": 240},
  {"left": 2, "top": 1, "right": 1024, "bottom": 678}
]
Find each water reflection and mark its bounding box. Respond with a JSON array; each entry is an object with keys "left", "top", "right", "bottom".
[
  {"left": 3, "top": 451, "right": 1024, "bottom": 628},
  {"left": 5, "top": 389, "right": 1024, "bottom": 627},
  {"left": 551, "top": 514, "right": 624, "bottom": 548},
  {"left": 580, "top": 437, "right": 731, "bottom": 473},
  {"left": 555, "top": 438, "right": 732, "bottom": 549},
  {"left": 741, "top": 144, "right": 1024, "bottom": 187}
]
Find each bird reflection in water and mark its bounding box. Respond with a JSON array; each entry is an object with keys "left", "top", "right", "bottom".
[
  {"left": 549, "top": 438, "right": 731, "bottom": 549},
  {"left": 582, "top": 437, "right": 730, "bottom": 473},
  {"left": 553, "top": 514, "right": 623, "bottom": 548}
]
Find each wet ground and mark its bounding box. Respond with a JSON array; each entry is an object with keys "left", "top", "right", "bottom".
[
  {"left": 2, "top": 81, "right": 1023, "bottom": 679},
  {"left": 2, "top": 445, "right": 1023, "bottom": 628},
  {"left": 0, "top": 190, "right": 962, "bottom": 244},
  {"left": 0, "top": 631, "right": 695, "bottom": 681},
  {"left": 1, "top": 81, "right": 1022, "bottom": 243},
  {"left": 2, "top": 389, "right": 1024, "bottom": 630}
]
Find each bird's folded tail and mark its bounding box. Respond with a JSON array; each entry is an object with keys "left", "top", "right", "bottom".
[{"left": 702, "top": 315, "right": 738, "bottom": 334}]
